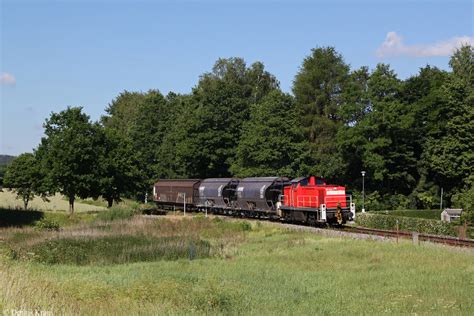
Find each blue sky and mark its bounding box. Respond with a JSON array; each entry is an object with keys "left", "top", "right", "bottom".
[{"left": 1, "top": 0, "right": 473, "bottom": 155}]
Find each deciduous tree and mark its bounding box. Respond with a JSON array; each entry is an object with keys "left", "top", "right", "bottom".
[
  {"left": 230, "top": 91, "right": 303, "bottom": 177},
  {"left": 424, "top": 46, "right": 473, "bottom": 200},
  {"left": 36, "top": 107, "right": 103, "bottom": 213},
  {"left": 99, "top": 128, "right": 144, "bottom": 207},
  {"left": 180, "top": 58, "right": 279, "bottom": 178},
  {"left": 3, "top": 153, "right": 41, "bottom": 210}
]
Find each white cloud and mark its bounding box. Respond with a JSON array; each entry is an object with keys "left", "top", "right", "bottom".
[
  {"left": 376, "top": 32, "right": 474, "bottom": 58},
  {"left": 0, "top": 72, "right": 16, "bottom": 85}
]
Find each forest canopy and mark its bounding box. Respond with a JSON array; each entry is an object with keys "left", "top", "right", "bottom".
[{"left": 4, "top": 45, "right": 474, "bottom": 211}]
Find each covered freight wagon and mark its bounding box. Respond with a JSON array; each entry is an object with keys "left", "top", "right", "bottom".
[{"left": 153, "top": 179, "right": 201, "bottom": 207}]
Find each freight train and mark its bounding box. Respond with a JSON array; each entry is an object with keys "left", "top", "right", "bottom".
[{"left": 153, "top": 176, "right": 355, "bottom": 225}]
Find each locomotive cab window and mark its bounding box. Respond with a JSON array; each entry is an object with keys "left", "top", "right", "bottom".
[
  {"left": 316, "top": 178, "right": 325, "bottom": 185},
  {"left": 299, "top": 178, "right": 309, "bottom": 186}
]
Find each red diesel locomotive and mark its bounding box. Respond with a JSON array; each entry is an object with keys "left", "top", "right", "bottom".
[{"left": 278, "top": 176, "right": 352, "bottom": 224}]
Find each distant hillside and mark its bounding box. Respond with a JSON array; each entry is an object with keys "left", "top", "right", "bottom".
[{"left": 0, "top": 155, "right": 15, "bottom": 165}]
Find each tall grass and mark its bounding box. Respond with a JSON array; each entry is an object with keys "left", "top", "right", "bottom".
[
  {"left": 22, "top": 236, "right": 211, "bottom": 265},
  {"left": 94, "top": 206, "right": 136, "bottom": 222},
  {"left": 1, "top": 216, "right": 472, "bottom": 315},
  {"left": 1, "top": 216, "right": 249, "bottom": 266}
]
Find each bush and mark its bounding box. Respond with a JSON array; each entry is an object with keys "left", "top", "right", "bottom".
[
  {"left": 356, "top": 213, "right": 457, "bottom": 236},
  {"left": 460, "top": 211, "right": 474, "bottom": 225},
  {"left": 240, "top": 221, "right": 252, "bottom": 231},
  {"left": 34, "top": 218, "right": 60, "bottom": 231},
  {"left": 352, "top": 191, "right": 396, "bottom": 211},
  {"left": 95, "top": 206, "right": 136, "bottom": 221},
  {"left": 452, "top": 185, "right": 474, "bottom": 213}
]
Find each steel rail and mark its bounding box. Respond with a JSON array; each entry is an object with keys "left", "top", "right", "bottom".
[{"left": 342, "top": 226, "right": 474, "bottom": 248}]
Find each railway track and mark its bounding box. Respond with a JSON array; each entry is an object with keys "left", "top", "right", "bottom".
[{"left": 341, "top": 226, "right": 474, "bottom": 248}]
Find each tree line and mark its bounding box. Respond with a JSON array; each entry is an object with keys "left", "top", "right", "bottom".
[{"left": 3, "top": 45, "right": 473, "bottom": 212}]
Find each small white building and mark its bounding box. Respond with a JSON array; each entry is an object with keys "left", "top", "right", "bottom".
[{"left": 441, "top": 208, "right": 463, "bottom": 222}]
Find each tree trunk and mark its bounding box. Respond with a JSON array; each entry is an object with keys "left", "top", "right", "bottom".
[
  {"left": 69, "top": 195, "right": 75, "bottom": 214},
  {"left": 107, "top": 198, "right": 113, "bottom": 208},
  {"left": 23, "top": 198, "right": 29, "bottom": 210}
]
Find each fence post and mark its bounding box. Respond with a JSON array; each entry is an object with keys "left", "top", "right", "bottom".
[
  {"left": 184, "top": 193, "right": 186, "bottom": 216},
  {"left": 412, "top": 232, "right": 419, "bottom": 245},
  {"left": 350, "top": 202, "right": 356, "bottom": 221},
  {"left": 396, "top": 219, "right": 399, "bottom": 244}
]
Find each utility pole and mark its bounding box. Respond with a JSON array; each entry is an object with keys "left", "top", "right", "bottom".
[
  {"left": 361, "top": 171, "right": 366, "bottom": 213},
  {"left": 440, "top": 187, "right": 443, "bottom": 211}
]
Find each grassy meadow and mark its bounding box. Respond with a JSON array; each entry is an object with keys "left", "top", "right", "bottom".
[
  {"left": 0, "top": 190, "right": 106, "bottom": 212},
  {"left": 0, "top": 208, "right": 473, "bottom": 315}
]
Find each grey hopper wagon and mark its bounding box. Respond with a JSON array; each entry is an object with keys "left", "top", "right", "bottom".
[
  {"left": 198, "top": 178, "right": 240, "bottom": 208},
  {"left": 235, "top": 177, "right": 289, "bottom": 212}
]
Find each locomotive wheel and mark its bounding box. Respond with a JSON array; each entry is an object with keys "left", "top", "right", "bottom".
[{"left": 308, "top": 213, "right": 317, "bottom": 226}]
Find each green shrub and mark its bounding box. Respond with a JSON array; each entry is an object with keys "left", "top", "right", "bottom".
[
  {"left": 95, "top": 207, "right": 136, "bottom": 221},
  {"left": 34, "top": 218, "right": 60, "bottom": 231},
  {"left": 43, "top": 212, "right": 96, "bottom": 226},
  {"left": 452, "top": 185, "right": 474, "bottom": 212},
  {"left": 356, "top": 213, "right": 457, "bottom": 236},
  {"left": 239, "top": 221, "right": 252, "bottom": 231},
  {"left": 212, "top": 217, "right": 223, "bottom": 223},
  {"left": 460, "top": 210, "right": 474, "bottom": 225},
  {"left": 365, "top": 191, "right": 383, "bottom": 211},
  {"left": 0, "top": 243, "right": 15, "bottom": 260}
]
